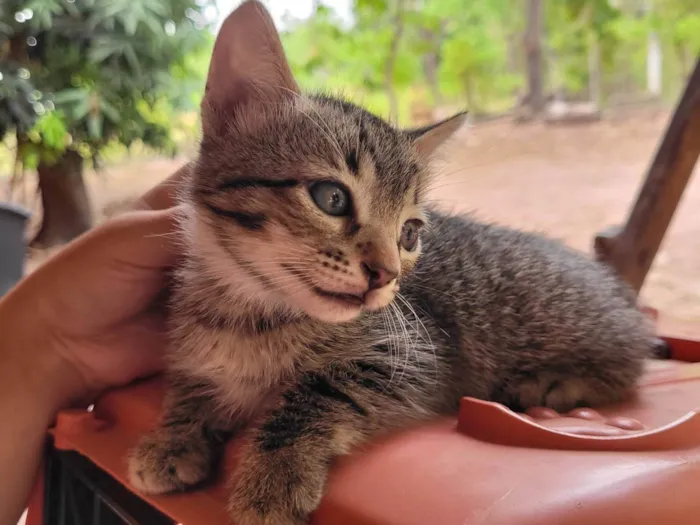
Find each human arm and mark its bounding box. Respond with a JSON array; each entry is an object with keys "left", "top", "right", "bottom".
[{"left": 0, "top": 167, "right": 186, "bottom": 525}]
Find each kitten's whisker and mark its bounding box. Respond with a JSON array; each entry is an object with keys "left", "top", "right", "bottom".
[
  {"left": 382, "top": 308, "right": 401, "bottom": 385},
  {"left": 403, "top": 283, "right": 464, "bottom": 303},
  {"left": 356, "top": 113, "right": 362, "bottom": 161},
  {"left": 299, "top": 100, "right": 345, "bottom": 161},
  {"left": 227, "top": 263, "right": 313, "bottom": 276},
  {"left": 396, "top": 293, "right": 438, "bottom": 380},
  {"left": 388, "top": 301, "right": 412, "bottom": 385},
  {"left": 258, "top": 244, "right": 315, "bottom": 257},
  {"left": 298, "top": 107, "right": 346, "bottom": 165},
  {"left": 249, "top": 271, "right": 313, "bottom": 287},
  {"left": 389, "top": 305, "right": 408, "bottom": 382},
  {"left": 277, "top": 87, "right": 338, "bottom": 139},
  {"left": 389, "top": 301, "right": 412, "bottom": 385},
  {"left": 396, "top": 303, "right": 424, "bottom": 385},
  {"left": 396, "top": 293, "right": 433, "bottom": 351},
  {"left": 243, "top": 261, "right": 312, "bottom": 269},
  {"left": 405, "top": 297, "right": 450, "bottom": 340}
]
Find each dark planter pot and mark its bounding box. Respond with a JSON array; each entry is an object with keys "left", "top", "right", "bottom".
[{"left": 0, "top": 201, "right": 31, "bottom": 298}]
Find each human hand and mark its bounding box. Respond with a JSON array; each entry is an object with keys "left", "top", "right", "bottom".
[{"left": 0, "top": 163, "right": 190, "bottom": 413}]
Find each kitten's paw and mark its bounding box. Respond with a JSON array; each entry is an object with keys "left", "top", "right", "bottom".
[
  {"left": 516, "top": 376, "right": 631, "bottom": 413},
  {"left": 128, "top": 431, "right": 213, "bottom": 494},
  {"left": 228, "top": 446, "right": 325, "bottom": 525},
  {"left": 541, "top": 379, "right": 589, "bottom": 412}
]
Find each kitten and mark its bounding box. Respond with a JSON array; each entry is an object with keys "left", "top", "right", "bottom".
[{"left": 127, "top": 2, "right": 654, "bottom": 524}]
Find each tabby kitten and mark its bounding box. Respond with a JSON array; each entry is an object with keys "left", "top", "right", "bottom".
[{"left": 127, "top": 2, "right": 654, "bottom": 524}]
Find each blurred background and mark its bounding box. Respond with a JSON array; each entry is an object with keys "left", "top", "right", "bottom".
[{"left": 0, "top": 0, "right": 699, "bottom": 327}]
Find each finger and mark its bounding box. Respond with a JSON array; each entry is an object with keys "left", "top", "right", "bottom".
[
  {"left": 110, "top": 310, "right": 168, "bottom": 381},
  {"left": 104, "top": 206, "right": 184, "bottom": 270},
  {"left": 132, "top": 162, "right": 193, "bottom": 211},
  {"left": 23, "top": 207, "right": 184, "bottom": 332}
]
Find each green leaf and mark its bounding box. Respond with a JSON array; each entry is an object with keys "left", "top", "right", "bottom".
[
  {"left": 87, "top": 113, "right": 104, "bottom": 139},
  {"left": 89, "top": 37, "right": 125, "bottom": 63},
  {"left": 124, "top": 44, "right": 143, "bottom": 76},
  {"left": 52, "top": 88, "right": 88, "bottom": 105},
  {"left": 32, "top": 112, "right": 69, "bottom": 151},
  {"left": 123, "top": 11, "right": 139, "bottom": 35},
  {"left": 73, "top": 97, "right": 91, "bottom": 121},
  {"left": 143, "top": 13, "right": 165, "bottom": 35},
  {"left": 21, "top": 143, "right": 41, "bottom": 171},
  {"left": 99, "top": 99, "right": 120, "bottom": 123}
]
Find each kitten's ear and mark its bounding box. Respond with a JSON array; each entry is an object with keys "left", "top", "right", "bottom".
[
  {"left": 405, "top": 111, "right": 467, "bottom": 159},
  {"left": 201, "top": 0, "right": 300, "bottom": 136}
]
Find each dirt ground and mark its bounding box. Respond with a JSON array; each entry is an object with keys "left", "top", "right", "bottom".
[{"left": 36, "top": 106, "right": 700, "bottom": 329}]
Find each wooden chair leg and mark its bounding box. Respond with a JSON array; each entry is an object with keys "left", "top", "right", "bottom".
[{"left": 595, "top": 56, "right": 700, "bottom": 293}]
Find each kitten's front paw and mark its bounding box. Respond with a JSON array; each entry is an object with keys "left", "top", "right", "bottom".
[
  {"left": 228, "top": 446, "right": 325, "bottom": 525},
  {"left": 128, "top": 431, "right": 213, "bottom": 494},
  {"left": 516, "top": 376, "right": 632, "bottom": 413}
]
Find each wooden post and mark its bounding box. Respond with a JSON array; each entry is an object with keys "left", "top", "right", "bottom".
[
  {"left": 594, "top": 56, "right": 700, "bottom": 293},
  {"left": 524, "top": 0, "right": 545, "bottom": 113}
]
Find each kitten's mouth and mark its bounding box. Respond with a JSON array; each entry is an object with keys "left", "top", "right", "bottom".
[
  {"left": 312, "top": 287, "right": 364, "bottom": 307},
  {"left": 280, "top": 263, "right": 365, "bottom": 311}
]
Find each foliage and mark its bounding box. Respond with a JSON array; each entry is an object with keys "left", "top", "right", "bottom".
[
  {"left": 282, "top": 0, "right": 700, "bottom": 121},
  {"left": 0, "top": 0, "right": 214, "bottom": 166},
  {"left": 3, "top": 0, "right": 700, "bottom": 163},
  {"left": 0, "top": 61, "right": 38, "bottom": 137}
]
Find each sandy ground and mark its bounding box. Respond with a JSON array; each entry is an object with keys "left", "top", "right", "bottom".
[
  {"left": 12, "top": 107, "right": 700, "bottom": 525},
  {"left": 26, "top": 107, "right": 700, "bottom": 329}
]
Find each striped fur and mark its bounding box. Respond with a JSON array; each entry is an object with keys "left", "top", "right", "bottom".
[{"left": 127, "top": 3, "right": 654, "bottom": 524}]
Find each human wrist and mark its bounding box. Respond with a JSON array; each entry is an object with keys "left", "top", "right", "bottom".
[{"left": 0, "top": 284, "right": 86, "bottom": 420}]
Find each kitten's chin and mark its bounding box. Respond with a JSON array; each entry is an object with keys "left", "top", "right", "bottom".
[
  {"left": 287, "top": 291, "right": 364, "bottom": 324},
  {"left": 283, "top": 286, "right": 396, "bottom": 324}
]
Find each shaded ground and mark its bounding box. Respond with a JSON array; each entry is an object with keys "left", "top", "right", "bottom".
[{"left": 27, "top": 107, "right": 700, "bottom": 327}]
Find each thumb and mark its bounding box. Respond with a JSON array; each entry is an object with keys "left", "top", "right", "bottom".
[
  {"left": 100, "top": 205, "right": 184, "bottom": 271},
  {"left": 26, "top": 206, "right": 184, "bottom": 334}
]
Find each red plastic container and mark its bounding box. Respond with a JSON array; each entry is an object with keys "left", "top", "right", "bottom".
[{"left": 25, "top": 324, "right": 700, "bottom": 525}]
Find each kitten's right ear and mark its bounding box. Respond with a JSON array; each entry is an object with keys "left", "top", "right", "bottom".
[{"left": 201, "top": 0, "right": 300, "bottom": 136}]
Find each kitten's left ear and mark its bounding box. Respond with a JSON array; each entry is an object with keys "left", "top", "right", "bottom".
[{"left": 405, "top": 111, "right": 468, "bottom": 159}]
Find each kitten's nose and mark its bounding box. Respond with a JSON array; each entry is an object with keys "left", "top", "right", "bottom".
[{"left": 362, "top": 262, "right": 399, "bottom": 290}]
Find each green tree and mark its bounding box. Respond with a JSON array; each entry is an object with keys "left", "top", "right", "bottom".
[
  {"left": 547, "top": 0, "right": 622, "bottom": 102},
  {"left": 650, "top": 0, "right": 700, "bottom": 81},
  {"left": 430, "top": 0, "right": 519, "bottom": 114},
  {"left": 0, "top": 0, "right": 213, "bottom": 248}
]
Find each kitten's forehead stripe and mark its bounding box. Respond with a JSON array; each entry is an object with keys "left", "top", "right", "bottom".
[
  {"left": 205, "top": 203, "right": 267, "bottom": 230},
  {"left": 217, "top": 178, "right": 299, "bottom": 191},
  {"left": 306, "top": 96, "right": 424, "bottom": 219},
  {"left": 345, "top": 150, "right": 359, "bottom": 175}
]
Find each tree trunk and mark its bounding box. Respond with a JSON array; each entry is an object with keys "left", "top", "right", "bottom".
[
  {"left": 647, "top": 31, "right": 662, "bottom": 97},
  {"left": 674, "top": 43, "right": 691, "bottom": 83},
  {"left": 420, "top": 26, "right": 442, "bottom": 105},
  {"left": 31, "top": 150, "right": 93, "bottom": 249},
  {"left": 385, "top": 0, "right": 406, "bottom": 122},
  {"left": 641, "top": 0, "right": 662, "bottom": 97},
  {"left": 588, "top": 31, "right": 601, "bottom": 108},
  {"left": 463, "top": 73, "right": 481, "bottom": 115},
  {"left": 523, "top": 0, "right": 545, "bottom": 113},
  {"left": 507, "top": 31, "right": 523, "bottom": 99}
]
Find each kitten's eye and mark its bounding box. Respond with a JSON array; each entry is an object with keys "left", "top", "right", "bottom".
[
  {"left": 400, "top": 219, "right": 423, "bottom": 251},
  {"left": 309, "top": 182, "right": 350, "bottom": 216}
]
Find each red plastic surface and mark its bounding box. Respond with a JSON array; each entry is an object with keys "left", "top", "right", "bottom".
[{"left": 27, "top": 337, "right": 700, "bottom": 525}]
